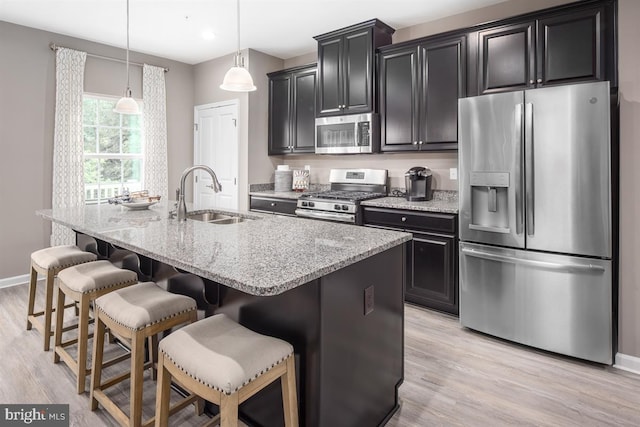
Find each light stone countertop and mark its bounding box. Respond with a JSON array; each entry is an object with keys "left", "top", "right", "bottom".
[
  {"left": 37, "top": 203, "right": 411, "bottom": 296},
  {"left": 361, "top": 196, "right": 459, "bottom": 214}
]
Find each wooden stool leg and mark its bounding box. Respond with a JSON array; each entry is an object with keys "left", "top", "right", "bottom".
[
  {"left": 148, "top": 335, "right": 158, "bottom": 381},
  {"left": 26, "top": 265, "right": 38, "bottom": 330},
  {"left": 281, "top": 356, "right": 299, "bottom": 427},
  {"left": 52, "top": 286, "right": 66, "bottom": 364},
  {"left": 43, "top": 270, "right": 55, "bottom": 351},
  {"left": 90, "top": 314, "right": 106, "bottom": 411},
  {"left": 76, "top": 295, "right": 91, "bottom": 394},
  {"left": 130, "top": 331, "right": 146, "bottom": 427},
  {"left": 154, "top": 352, "right": 171, "bottom": 427},
  {"left": 220, "top": 393, "right": 239, "bottom": 427}
]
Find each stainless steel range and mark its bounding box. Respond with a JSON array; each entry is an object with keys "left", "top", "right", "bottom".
[{"left": 295, "top": 169, "right": 387, "bottom": 224}]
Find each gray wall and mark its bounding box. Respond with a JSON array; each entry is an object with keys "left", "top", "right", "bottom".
[{"left": 0, "top": 21, "right": 194, "bottom": 279}]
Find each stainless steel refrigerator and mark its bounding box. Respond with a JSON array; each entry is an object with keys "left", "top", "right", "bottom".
[{"left": 458, "top": 81, "right": 613, "bottom": 364}]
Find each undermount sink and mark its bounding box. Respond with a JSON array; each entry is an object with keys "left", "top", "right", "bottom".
[{"left": 187, "top": 211, "right": 252, "bottom": 225}]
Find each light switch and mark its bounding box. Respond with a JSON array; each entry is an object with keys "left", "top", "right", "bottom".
[{"left": 450, "top": 168, "right": 458, "bottom": 180}]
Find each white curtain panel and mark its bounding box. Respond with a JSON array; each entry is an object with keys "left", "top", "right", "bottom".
[
  {"left": 51, "top": 47, "right": 87, "bottom": 246},
  {"left": 142, "top": 64, "right": 169, "bottom": 201}
]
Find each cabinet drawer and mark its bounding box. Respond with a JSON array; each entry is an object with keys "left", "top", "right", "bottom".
[
  {"left": 362, "top": 207, "right": 457, "bottom": 234},
  {"left": 250, "top": 196, "right": 297, "bottom": 216}
]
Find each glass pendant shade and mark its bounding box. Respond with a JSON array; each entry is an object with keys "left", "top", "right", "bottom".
[
  {"left": 220, "top": 0, "right": 256, "bottom": 92},
  {"left": 114, "top": 89, "right": 140, "bottom": 114},
  {"left": 220, "top": 53, "right": 256, "bottom": 92}
]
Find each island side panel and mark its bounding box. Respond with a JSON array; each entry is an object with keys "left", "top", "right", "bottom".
[{"left": 319, "top": 243, "right": 405, "bottom": 427}]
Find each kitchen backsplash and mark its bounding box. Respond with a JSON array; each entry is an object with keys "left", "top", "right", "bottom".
[{"left": 280, "top": 152, "right": 458, "bottom": 191}]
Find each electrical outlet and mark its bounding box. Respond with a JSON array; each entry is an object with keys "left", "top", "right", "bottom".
[
  {"left": 364, "top": 285, "right": 374, "bottom": 315},
  {"left": 450, "top": 168, "right": 458, "bottom": 180}
]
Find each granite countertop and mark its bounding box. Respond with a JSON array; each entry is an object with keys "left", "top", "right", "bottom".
[
  {"left": 361, "top": 197, "right": 459, "bottom": 214},
  {"left": 37, "top": 204, "right": 411, "bottom": 297}
]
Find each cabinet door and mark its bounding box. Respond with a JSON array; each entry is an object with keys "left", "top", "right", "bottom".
[
  {"left": 268, "top": 75, "right": 292, "bottom": 155},
  {"left": 379, "top": 46, "right": 420, "bottom": 152},
  {"left": 477, "top": 22, "right": 535, "bottom": 94},
  {"left": 407, "top": 232, "right": 458, "bottom": 315},
  {"left": 317, "top": 37, "right": 343, "bottom": 116},
  {"left": 343, "top": 29, "right": 373, "bottom": 114},
  {"left": 420, "top": 36, "right": 466, "bottom": 150},
  {"left": 292, "top": 68, "right": 316, "bottom": 153},
  {"left": 537, "top": 7, "right": 605, "bottom": 86}
]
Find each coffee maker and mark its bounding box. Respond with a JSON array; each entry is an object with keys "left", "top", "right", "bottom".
[{"left": 404, "top": 167, "right": 433, "bottom": 201}]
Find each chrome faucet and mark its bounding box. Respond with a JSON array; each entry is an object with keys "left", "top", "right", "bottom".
[{"left": 176, "top": 165, "right": 222, "bottom": 222}]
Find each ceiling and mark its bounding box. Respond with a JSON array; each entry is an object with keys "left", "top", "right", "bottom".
[{"left": 0, "top": 0, "right": 509, "bottom": 64}]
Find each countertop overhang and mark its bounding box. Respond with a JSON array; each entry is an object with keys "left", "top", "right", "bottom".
[{"left": 37, "top": 204, "right": 411, "bottom": 296}]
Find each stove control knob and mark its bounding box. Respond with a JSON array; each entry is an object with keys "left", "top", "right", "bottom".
[
  {"left": 301, "top": 201, "right": 308, "bottom": 207},
  {"left": 334, "top": 204, "right": 341, "bottom": 210},
  {"left": 308, "top": 202, "right": 314, "bottom": 207},
  {"left": 341, "top": 205, "right": 349, "bottom": 211}
]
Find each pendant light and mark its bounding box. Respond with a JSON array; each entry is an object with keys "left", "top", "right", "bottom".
[
  {"left": 114, "top": 0, "right": 140, "bottom": 114},
  {"left": 220, "top": 0, "right": 256, "bottom": 92}
]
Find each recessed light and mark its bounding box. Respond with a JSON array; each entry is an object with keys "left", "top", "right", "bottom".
[{"left": 201, "top": 30, "right": 216, "bottom": 40}]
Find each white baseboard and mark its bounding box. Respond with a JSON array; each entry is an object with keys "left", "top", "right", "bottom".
[
  {"left": 0, "top": 274, "right": 31, "bottom": 289},
  {"left": 614, "top": 353, "right": 640, "bottom": 375}
]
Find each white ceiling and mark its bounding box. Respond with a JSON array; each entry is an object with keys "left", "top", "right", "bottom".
[{"left": 0, "top": 0, "right": 508, "bottom": 64}]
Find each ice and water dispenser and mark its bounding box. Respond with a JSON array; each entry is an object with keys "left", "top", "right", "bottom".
[{"left": 468, "top": 172, "right": 511, "bottom": 233}]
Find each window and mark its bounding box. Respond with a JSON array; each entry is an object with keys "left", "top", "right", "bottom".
[{"left": 83, "top": 94, "right": 143, "bottom": 204}]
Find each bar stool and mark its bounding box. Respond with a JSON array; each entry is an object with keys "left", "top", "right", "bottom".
[
  {"left": 154, "top": 313, "right": 299, "bottom": 427},
  {"left": 27, "top": 245, "right": 98, "bottom": 351},
  {"left": 90, "top": 281, "right": 198, "bottom": 427},
  {"left": 53, "top": 260, "right": 138, "bottom": 393}
]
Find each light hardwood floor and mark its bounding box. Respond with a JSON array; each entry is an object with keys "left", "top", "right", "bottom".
[{"left": 2, "top": 282, "right": 640, "bottom": 426}]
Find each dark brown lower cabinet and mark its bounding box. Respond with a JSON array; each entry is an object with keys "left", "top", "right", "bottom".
[{"left": 363, "top": 206, "right": 459, "bottom": 315}]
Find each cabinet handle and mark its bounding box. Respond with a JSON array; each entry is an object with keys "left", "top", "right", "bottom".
[
  {"left": 412, "top": 141, "right": 418, "bottom": 145},
  {"left": 418, "top": 141, "right": 423, "bottom": 145},
  {"left": 537, "top": 78, "right": 542, "bottom": 83},
  {"left": 401, "top": 217, "right": 407, "bottom": 222},
  {"left": 529, "top": 80, "right": 534, "bottom": 84},
  {"left": 270, "top": 202, "right": 276, "bottom": 207}
]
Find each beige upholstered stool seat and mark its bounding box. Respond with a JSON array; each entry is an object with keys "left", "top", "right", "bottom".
[
  {"left": 53, "top": 260, "right": 138, "bottom": 394},
  {"left": 90, "top": 282, "right": 198, "bottom": 427},
  {"left": 96, "top": 282, "right": 198, "bottom": 330},
  {"left": 160, "top": 314, "right": 293, "bottom": 395},
  {"left": 155, "top": 314, "right": 298, "bottom": 427},
  {"left": 27, "top": 245, "right": 97, "bottom": 351}
]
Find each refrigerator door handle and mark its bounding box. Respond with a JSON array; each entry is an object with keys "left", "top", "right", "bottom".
[
  {"left": 525, "top": 102, "right": 535, "bottom": 236},
  {"left": 461, "top": 247, "right": 606, "bottom": 273},
  {"left": 514, "top": 103, "right": 524, "bottom": 235}
]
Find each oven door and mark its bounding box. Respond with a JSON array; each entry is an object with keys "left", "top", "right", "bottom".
[{"left": 295, "top": 208, "right": 356, "bottom": 223}]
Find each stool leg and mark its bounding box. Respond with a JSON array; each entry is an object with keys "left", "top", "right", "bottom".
[
  {"left": 76, "top": 295, "right": 91, "bottom": 394},
  {"left": 43, "top": 270, "right": 55, "bottom": 351},
  {"left": 281, "top": 356, "right": 299, "bottom": 427},
  {"left": 220, "top": 393, "right": 239, "bottom": 427},
  {"left": 26, "top": 265, "right": 38, "bottom": 330},
  {"left": 52, "top": 286, "right": 66, "bottom": 364},
  {"left": 148, "top": 335, "right": 158, "bottom": 381},
  {"left": 90, "top": 314, "right": 106, "bottom": 411},
  {"left": 130, "top": 331, "right": 146, "bottom": 427},
  {"left": 154, "top": 352, "right": 171, "bottom": 427}
]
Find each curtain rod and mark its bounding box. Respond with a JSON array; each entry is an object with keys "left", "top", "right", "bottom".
[{"left": 49, "top": 43, "right": 169, "bottom": 72}]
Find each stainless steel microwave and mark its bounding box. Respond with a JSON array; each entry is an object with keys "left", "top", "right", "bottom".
[{"left": 315, "top": 113, "right": 379, "bottom": 154}]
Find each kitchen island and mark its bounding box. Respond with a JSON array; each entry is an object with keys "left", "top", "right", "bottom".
[{"left": 38, "top": 203, "right": 411, "bottom": 427}]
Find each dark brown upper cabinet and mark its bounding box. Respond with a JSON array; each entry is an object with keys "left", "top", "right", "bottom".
[
  {"left": 268, "top": 64, "right": 317, "bottom": 155},
  {"left": 314, "top": 19, "right": 394, "bottom": 117},
  {"left": 474, "top": 0, "right": 615, "bottom": 95},
  {"left": 379, "top": 34, "right": 466, "bottom": 152}
]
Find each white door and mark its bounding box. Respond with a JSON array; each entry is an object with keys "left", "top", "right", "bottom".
[{"left": 193, "top": 101, "right": 238, "bottom": 210}]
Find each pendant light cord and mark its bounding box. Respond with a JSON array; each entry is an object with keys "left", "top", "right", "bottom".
[
  {"left": 236, "top": 0, "right": 241, "bottom": 56},
  {"left": 126, "top": 0, "right": 131, "bottom": 91}
]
